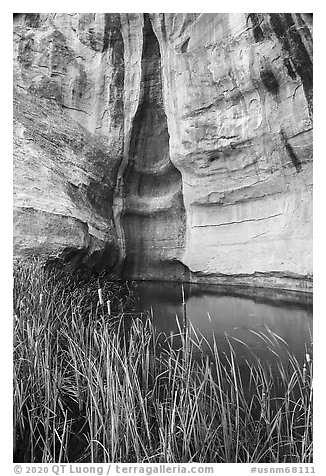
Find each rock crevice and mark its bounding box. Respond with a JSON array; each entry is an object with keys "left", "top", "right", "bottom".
[{"left": 120, "top": 14, "right": 187, "bottom": 280}]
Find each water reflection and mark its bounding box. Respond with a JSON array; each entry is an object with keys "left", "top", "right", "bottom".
[{"left": 131, "top": 281, "right": 313, "bottom": 365}]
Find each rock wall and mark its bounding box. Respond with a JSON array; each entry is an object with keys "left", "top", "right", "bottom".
[
  {"left": 13, "top": 13, "right": 124, "bottom": 269},
  {"left": 13, "top": 13, "right": 313, "bottom": 291}
]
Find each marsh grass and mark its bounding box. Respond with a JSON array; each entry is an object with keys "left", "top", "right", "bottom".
[{"left": 13, "top": 259, "right": 312, "bottom": 463}]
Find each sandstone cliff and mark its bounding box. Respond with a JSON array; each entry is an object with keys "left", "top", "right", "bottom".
[{"left": 13, "top": 13, "right": 313, "bottom": 291}]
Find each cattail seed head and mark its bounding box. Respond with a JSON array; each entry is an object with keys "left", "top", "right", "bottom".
[
  {"left": 181, "top": 284, "right": 185, "bottom": 303},
  {"left": 98, "top": 288, "right": 103, "bottom": 305},
  {"left": 303, "top": 363, "right": 307, "bottom": 384}
]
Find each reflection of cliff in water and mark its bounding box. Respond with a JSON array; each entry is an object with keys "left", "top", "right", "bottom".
[
  {"left": 187, "top": 283, "right": 313, "bottom": 310},
  {"left": 132, "top": 280, "right": 313, "bottom": 310},
  {"left": 131, "top": 281, "right": 312, "bottom": 365}
]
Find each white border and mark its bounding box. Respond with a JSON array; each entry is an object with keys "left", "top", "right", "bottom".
[{"left": 4, "top": 3, "right": 323, "bottom": 472}]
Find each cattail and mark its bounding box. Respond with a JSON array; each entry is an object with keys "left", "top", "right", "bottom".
[
  {"left": 306, "top": 353, "right": 311, "bottom": 363},
  {"left": 98, "top": 288, "right": 103, "bottom": 305},
  {"left": 39, "top": 293, "right": 43, "bottom": 306},
  {"left": 303, "top": 362, "right": 307, "bottom": 384},
  {"left": 181, "top": 284, "right": 185, "bottom": 303},
  {"left": 260, "top": 390, "right": 267, "bottom": 420},
  {"left": 107, "top": 300, "right": 111, "bottom": 315}
]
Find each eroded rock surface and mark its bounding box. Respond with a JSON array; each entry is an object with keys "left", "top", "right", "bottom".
[
  {"left": 13, "top": 13, "right": 313, "bottom": 291},
  {"left": 14, "top": 13, "right": 124, "bottom": 269}
]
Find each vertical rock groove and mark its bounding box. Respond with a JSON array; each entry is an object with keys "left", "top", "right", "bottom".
[{"left": 121, "top": 14, "right": 187, "bottom": 280}]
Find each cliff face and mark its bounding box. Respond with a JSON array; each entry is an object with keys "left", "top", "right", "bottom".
[
  {"left": 13, "top": 13, "right": 313, "bottom": 291},
  {"left": 13, "top": 13, "right": 125, "bottom": 269}
]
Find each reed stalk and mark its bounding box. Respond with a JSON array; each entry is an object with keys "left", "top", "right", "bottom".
[{"left": 13, "top": 259, "right": 313, "bottom": 463}]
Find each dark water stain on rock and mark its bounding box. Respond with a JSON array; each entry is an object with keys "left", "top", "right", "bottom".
[
  {"left": 106, "top": 14, "right": 124, "bottom": 127},
  {"left": 283, "top": 57, "right": 297, "bottom": 80},
  {"left": 260, "top": 68, "right": 280, "bottom": 96},
  {"left": 247, "top": 13, "right": 264, "bottom": 43},
  {"left": 269, "top": 13, "right": 313, "bottom": 118},
  {"left": 18, "top": 36, "right": 34, "bottom": 68},
  {"left": 280, "top": 129, "right": 302, "bottom": 173},
  {"left": 24, "top": 13, "right": 41, "bottom": 28}
]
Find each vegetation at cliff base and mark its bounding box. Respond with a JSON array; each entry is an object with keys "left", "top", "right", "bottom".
[{"left": 13, "top": 259, "right": 313, "bottom": 463}]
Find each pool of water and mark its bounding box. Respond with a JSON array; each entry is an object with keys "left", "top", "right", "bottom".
[{"left": 130, "top": 281, "right": 313, "bottom": 367}]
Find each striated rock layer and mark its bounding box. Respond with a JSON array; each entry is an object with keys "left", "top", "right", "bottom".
[{"left": 13, "top": 13, "right": 313, "bottom": 292}]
